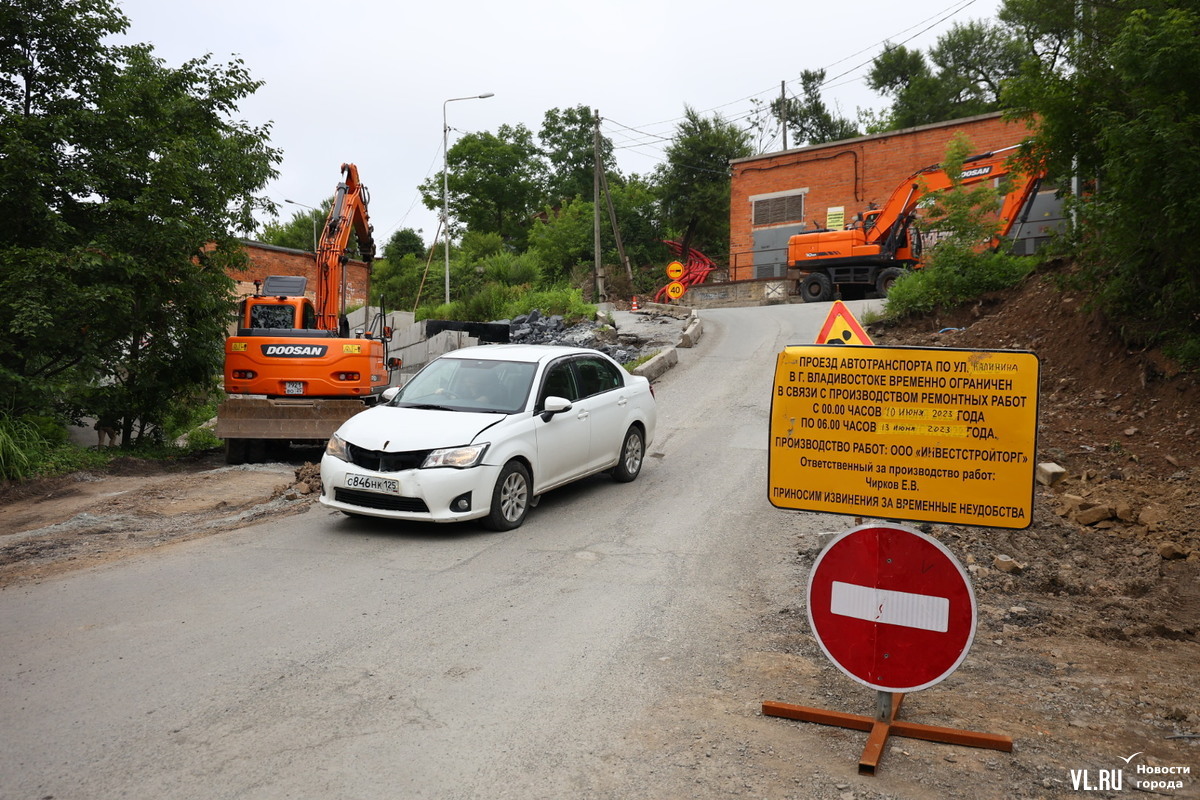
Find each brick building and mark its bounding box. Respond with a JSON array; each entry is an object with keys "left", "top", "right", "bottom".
[
  {"left": 231, "top": 241, "right": 371, "bottom": 307},
  {"left": 728, "top": 112, "right": 1034, "bottom": 282}
]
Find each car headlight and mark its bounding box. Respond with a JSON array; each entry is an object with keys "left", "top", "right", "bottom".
[
  {"left": 325, "top": 433, "right": 350, "bottom": 462},
  {"left": 421, "top": 443, "right": 489, "bottom": 469}
]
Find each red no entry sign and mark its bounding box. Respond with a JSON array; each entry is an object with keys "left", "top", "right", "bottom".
[{"left": 807, "top": 523, "right": 976, "bottom": 693}]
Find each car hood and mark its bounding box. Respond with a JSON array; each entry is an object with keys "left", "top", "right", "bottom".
[{"left": 336, "top": 405, "right": 504, "bottom": 451}]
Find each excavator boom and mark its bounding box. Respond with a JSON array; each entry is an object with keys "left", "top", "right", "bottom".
[{"left": 314, "top": 163, "right": 376, "bottom": 332}]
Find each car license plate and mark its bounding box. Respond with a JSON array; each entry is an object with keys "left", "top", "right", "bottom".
[
  {"left": 285, "top": 381, "right": 304, "bottom": 395},
  {"left": 344, "top": 473, "right": 399, "bottom": 494}
]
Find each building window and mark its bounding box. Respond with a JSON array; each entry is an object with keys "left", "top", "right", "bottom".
[{"left": 752, "top": 191, "right": 806, "bottom": 227}]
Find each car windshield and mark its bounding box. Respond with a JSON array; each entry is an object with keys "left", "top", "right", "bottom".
[{"left": 391, "top": 358, "right": 537, "bottom": 414}]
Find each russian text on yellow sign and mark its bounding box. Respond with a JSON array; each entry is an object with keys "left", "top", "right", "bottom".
[{"left": 769, "top": 345, "right": 1040, "bottom": 529}]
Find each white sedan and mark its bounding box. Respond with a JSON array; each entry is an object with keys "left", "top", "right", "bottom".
[{"left": 319, "top": 344, "right": 657, "bottom": 530}]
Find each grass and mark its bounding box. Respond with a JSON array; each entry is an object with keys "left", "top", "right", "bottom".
[
  {"left": 622, "top": 350, "right": 662, "bottom": 372},
  {"left": 0, "top": 412, "right": 222, "bottom": 483}
]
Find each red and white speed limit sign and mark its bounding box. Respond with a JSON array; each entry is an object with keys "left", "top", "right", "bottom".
[{"left": 807, "top": 523, "right": 976, "bottom": 693}]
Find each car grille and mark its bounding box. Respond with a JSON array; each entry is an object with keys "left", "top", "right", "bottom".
[
  {"left": 346, "top": 443, "right": 431, "bottom": 472},
  {"left": 334, "top": 488, "right": 430, "bottom": 513}
]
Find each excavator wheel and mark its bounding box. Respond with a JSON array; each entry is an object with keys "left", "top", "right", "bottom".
[
  {"left": 225, "top": 438, "right": 248, "bottom": 465},
  {"left": 875, "top": 267, "right": 905, "bottom": 298},
  {"left": 799, "top": 272, "right": 834, "bottom": 303}
]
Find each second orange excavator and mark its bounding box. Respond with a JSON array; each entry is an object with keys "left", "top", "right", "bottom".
[{"left": 788, "top": 144, "right": 1043, "bottom": 302}]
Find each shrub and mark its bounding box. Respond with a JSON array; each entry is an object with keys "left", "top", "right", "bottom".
[
  {"left": 0, "top": 414, "right": 39, "bottom": 481},
  {"left": 886, "top": 251, "right": 1036, "bottom": 318}
]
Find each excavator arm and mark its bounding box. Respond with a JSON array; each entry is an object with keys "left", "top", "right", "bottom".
[
  {"left": 865, "top": 144, "right": 1041, "bottom": 256},
  {"left": 314, "top": 163, "right": 376, "bottom": 332}
]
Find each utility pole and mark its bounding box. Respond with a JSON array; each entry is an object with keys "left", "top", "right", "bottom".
[
  {"left": 780, "top": 80, "right": 788, "bottom": 151},
  {"left": 593, "top": 109, "right": 606, "bottom": 302},
  {"left": 599, "top": 167, "right": 632, "bottom": 282}
]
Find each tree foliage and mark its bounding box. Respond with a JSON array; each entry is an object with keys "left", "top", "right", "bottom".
[
  {"left": 758, "top": 70, "right": 859, "bottom": 149},
  {"left": 653, "top": 106, "right": 752, "bottom": 258},
  {"left": 383, "top": 227, "right": 427, "bottom": 262},
  {"left": 1004, "top": 0, "right": 1200, "bottom": 360},
  {"left": 420, "top": 124, "right": 545, "bottom": 250},
  {"left": 0, "top": 0, "right": 280, "bottom": 440},
  {"left": 867, "top": 21, "right": 1024, "bottom": 129},
  {"left": 259, "top": 201, "right": 329, "bottom": 251},
  {"left": 539, "top": 105, "right": 617, "bottom": 205}
]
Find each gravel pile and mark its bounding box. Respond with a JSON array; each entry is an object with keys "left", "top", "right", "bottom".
[{"left": 505, "top": 309, "right": 652, "bottom": 364}]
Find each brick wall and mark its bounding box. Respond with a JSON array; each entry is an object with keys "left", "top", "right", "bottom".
[
  {"left": 230, "top": 241, "right": 371, "bottom": 307},
  {"left": 729, "top": 113, "right": 1028, "bottom": 281}
]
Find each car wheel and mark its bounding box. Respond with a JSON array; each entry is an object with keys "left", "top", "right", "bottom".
[
  {"left": 611, "top": 425, "right": 645, "bottom": 483},
  {"left": 800, "top": 272, "right": 834, "bottom": 303},
  {"left": 483, "top": 461, "right": 531, "bottom": 531}
]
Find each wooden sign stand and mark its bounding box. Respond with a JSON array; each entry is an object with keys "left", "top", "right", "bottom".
[{"left": 762, "top": 690, "right": 1012, "bottom": 775}]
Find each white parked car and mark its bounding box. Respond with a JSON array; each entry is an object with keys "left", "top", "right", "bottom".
[{"left": 319, "top": 344, "right": 657, "bottom": 530}]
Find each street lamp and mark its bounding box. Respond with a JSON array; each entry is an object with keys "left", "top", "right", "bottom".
[
  {"left": 284, "top": 199, "right": 319, "bottom": 252},
  {"left": 443, "top": 92, "right": 495, "bottom": 304}
]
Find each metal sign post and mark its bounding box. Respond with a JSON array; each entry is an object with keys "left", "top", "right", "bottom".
[{"left": 762, "top": 523, "right": 1012, "bottom": 774}]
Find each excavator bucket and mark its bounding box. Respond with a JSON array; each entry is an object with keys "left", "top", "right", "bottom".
[{"left": 215, "top": 397, "right": 370, "bottom": 442}]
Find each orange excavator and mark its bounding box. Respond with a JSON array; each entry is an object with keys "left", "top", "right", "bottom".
[
  {"left": 788, "top": 144, "right": 1043, "bottom": 302},
  {"left": 216, "top": 163, "right": 398, "bottom": 463}
]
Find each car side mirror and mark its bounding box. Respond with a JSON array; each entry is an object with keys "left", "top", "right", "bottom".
[
  {"left": 540, "top": 395, "right": 572, "bottom": 422},
  {"left": 381, "top": 386, "right": 400, "bottom": 403}
]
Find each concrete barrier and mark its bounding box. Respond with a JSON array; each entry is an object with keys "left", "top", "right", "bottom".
[
  {"left": 677, "top": 312, "right": 703, "bottom": 348},
  {"left": 632, "top": 347, "right": 678, "bottom": 381}
]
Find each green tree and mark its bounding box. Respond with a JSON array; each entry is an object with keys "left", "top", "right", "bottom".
[
  {"left": 653, "top": 106, "right": 752, "bottom": 259},
  {"left": 419, "top": 124, "right": 545, "bottom": 249},
  {"left": 0, "top": 0, "right": 280, "bottom": 441},
  {"left": 369, "top": 252, "right": 426, "bottom": 313},
  {"left": 539, "top": 105, "right": 617, "bottom": 204},
  {"left": 382, "top": 227, "right": 427, "bottom": 262},
  {"left": 1005, "top": 1, "right": 1200, "bottom": 360},
  {"left": 760, "top": 69, "right": 859, "bottom": 148},
  {"left": 527, "top": 175, "right": 665, "bottom": 292},
  {"left": 867, "top": 21, "right": 1024, "bottom": 129},
  {"left": 259, "top": 201, "right": 329, "bottom": 251}
]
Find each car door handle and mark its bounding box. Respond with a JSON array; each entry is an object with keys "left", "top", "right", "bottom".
[
  {"left": 617, "top": 396, "right": 628, "bottom": 406},
  {"left": 577, "top": 410, "right": 590, "bottom": 420}
]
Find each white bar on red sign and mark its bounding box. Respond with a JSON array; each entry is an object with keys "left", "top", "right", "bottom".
[{"left": 830, "top": 581, "right": 950, "bottom": 633}]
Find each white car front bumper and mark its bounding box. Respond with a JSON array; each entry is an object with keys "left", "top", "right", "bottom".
[{"left": 319, "top": 453, "right": 502, "bottom": 523}]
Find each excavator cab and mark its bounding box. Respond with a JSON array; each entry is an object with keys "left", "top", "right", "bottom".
[{"left": 238, "top": 276, "right": 320, "bottom": 334}]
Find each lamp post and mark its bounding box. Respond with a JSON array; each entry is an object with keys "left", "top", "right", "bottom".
[
  {"left": 284, "top": 199, "right": 319, "bottom": 252},
  {"left": 443, "top": 92, "right": 495, "bottom": 305}
]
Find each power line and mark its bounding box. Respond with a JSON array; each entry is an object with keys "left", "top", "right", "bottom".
[{"left": 618, "top": 0, "right": 983, "bottom": 146}]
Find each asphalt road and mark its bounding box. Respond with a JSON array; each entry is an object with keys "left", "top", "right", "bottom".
[{"left": 1, "top": 300, "right": 883, "bottom": 800}]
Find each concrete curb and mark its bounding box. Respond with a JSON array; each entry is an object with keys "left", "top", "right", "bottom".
[
  {"left": 630, "top": 309, "right": 703, "bottom": 380},
  {"left": 632, "top": 347, "right": 678, "bottom": 381},
  {"left": 677, "top": 311, "right": 703, "bottom": 348}
]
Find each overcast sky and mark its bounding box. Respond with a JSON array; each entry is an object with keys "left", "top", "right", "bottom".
[{"left": 112, "top": 0, "right": 1003, "bottom": 249}]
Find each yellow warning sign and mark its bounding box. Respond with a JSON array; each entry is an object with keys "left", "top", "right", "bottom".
[
  {"left": 769, "top": 345, "right": 1040, "bottom": 529},
  {"left": 666, "top": 280, "right": 686, "bottom": 300},
  {"left": 816, "top": 300, "right": 873, "bottom": 345},
  {"left": 666, "top": 261, "right": 685, "bottom": 280}
]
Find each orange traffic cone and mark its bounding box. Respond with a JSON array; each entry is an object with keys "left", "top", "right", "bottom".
[{"left": 631, "top": 295, "right": 640, "bottom": 311}]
